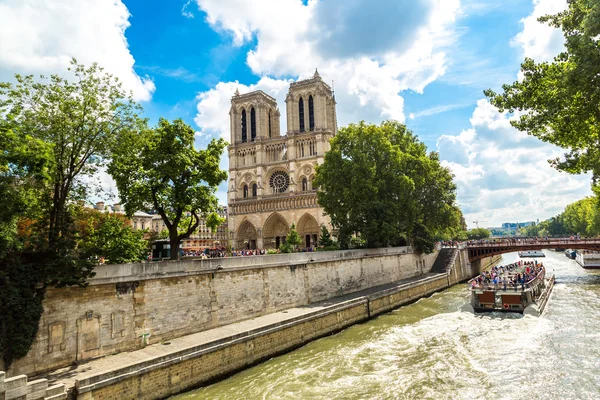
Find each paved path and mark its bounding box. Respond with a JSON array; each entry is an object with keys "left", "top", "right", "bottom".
[{"left": 42, "top": 273, "right": 441, "bottom": 391}]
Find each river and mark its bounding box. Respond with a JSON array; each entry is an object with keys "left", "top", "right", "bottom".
[{"left": 171, "top": 251, "right": 600, "bottom": 400}]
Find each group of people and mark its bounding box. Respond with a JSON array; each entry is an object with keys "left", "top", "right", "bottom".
[
  {"left": 470, "top": 260, "right": 544, "bottom": 291},
  {"left": 179, "top": 247, "right": 319, "bottom": 259}
]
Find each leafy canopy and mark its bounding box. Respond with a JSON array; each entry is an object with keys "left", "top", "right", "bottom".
[
  {"left": 73, "top": 208, "right": 148, "bottom": 264},
  {"left": 485, "top": 0, "right": 600, "bottom": 182},
  {"left": 109, "top": 118, "right": 227, "bottom": 260},
  {"left": 314, "top": 120, "right": 461, "bottom": 252}
]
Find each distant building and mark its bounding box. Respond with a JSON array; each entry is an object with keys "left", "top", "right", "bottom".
[{"left": 88, "top": 202, "right": 228, "bottom": 250}]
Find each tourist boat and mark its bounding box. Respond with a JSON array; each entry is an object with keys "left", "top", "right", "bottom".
[
  {"left": 565, "top": 249, "right": 576, "bottom": 259},
  {"left": 463, "top": 262, "right": 555, "bottom": 315},
  {"left": 518, "top": 250, "right": 545, "bottom": 258},
  {"left": 575, "top": 251, "right": 600, "bottom": 269}
]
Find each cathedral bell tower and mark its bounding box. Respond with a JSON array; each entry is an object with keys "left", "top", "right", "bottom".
[{"left": 285, "top": 69, "right": 337, "bottom": 137}]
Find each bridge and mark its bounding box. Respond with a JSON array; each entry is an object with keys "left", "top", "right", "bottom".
[{"left": 465, "top": 238, "right": 600, "bottom": 262}]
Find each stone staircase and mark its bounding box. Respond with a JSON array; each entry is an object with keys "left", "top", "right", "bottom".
[
  {"left": 430, "top": 248, "right": 458, "bottom": 274},
  {"left": 0, "top": 371, "right": 66, "bottom": 400}
]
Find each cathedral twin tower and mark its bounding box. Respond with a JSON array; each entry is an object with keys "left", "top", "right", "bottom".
[{"left": 227, "top": 70, "right": 337, "bottom": 250}]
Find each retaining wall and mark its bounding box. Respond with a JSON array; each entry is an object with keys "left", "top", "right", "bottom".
[
  {"left": 6, "top": 247, "right": 437, "bottom": 377},
  {"left": 73, "top": 274, "right": 453, "bottom": 400}
]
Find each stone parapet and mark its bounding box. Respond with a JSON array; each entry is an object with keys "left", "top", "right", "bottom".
[
  {"left": 0, "top": 371, "right": 66, "bottom": 400},
  {"left": 89, "top": 246, "right": 413, "bottom": 285}
]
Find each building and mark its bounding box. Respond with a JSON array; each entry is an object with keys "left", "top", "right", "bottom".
[
  {"left": 227, "top": 70, "right": 336, "bottom": 250},
  {"left": 181, "top": 207, "right": 228, "bottom": 251},
  {"left": 91, "top": 202, "right": 227, "bottom": 251}
]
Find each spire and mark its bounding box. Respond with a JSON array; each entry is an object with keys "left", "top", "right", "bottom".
[
  {"left": 234, "top": 87, "right": 240, "bottom": 96},
  {"left": 313, "top": 68, "right": 320, "bottom": 79}
]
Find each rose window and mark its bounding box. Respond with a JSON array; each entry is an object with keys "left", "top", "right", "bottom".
[{"left": 269, "top": 171, "right": 290, "bottom": 193}]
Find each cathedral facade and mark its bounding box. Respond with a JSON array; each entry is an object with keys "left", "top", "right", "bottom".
[{"left": 227, "top": 70, "right": 337, "bottom": 250}]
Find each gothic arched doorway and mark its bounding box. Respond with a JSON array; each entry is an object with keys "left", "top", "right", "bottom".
[
  {"left": 297, "top": 213, "right": 319, "bottom": 249},
  {"left": 236, "top": 220, "right": 257, "bottom": 250},
  {"left": 263, "top": 213, "right": 289, "bottom": 249}
]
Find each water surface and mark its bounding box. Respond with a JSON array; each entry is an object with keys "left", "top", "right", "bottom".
[{"left": 172, "top": 251, "right": 600, "bottom": 400}]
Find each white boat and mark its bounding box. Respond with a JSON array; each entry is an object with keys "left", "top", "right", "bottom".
[
  {"left": 575, "top": 251, "right": 600, "bottom": 269},
  {"left": 518, "top": 250, "right": 545, "bottom": 258},
  {"left": 465, "top": 261, "right": 554, "bottom": 315}
]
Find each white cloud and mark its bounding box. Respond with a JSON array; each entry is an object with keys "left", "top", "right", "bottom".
[
  {"left": 0, "top": 0, "right": 155, "bottom": 101},
  {"left": 437, "top": 99, "right": 591, "bottom": 228},
  {"left": 193, "top": 0, "right": 461, "bottom": 127},
  {"left": 195, "top": 77, "right": 291, "bottom": 140},
  {"left": 513, "top": 0, "right": 568, "bottom": 62}
]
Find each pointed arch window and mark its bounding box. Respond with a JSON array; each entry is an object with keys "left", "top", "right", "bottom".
[
  {"left": 241, "top": 109, "right": 247, "bottom": 143},
  {"left": 243, "top": 185, "right": 248, "bottom": 198},
  {"left": 252, "top": 183, "right": 257, "bottom": 197},
  {"left": 302, "top": 177, "right": 308, "bottom": 191},
  {"left": 299, "top": 97, "right": 305, "bottom": 132},
  {"left": 309, "top": 95, "right": 315, "bottom": 131},
  {"left": 250, "top": 107, "right": 256, "bottom": 141},
  {"left": 268, "top": 110, "right": 272, "bottom": 138}
]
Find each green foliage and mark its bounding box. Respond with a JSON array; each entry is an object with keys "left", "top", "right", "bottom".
[
  {"left": 279, "top": 223, "right": 301, "bottom": 253},
  {"left": 266, "top": 248, "right": 279, "bottom": 255},
  {"left": 205, "top": 212, "right": 225, "bottom": 233},
  {"left": 467, "top": 228, "right": 491, "bottom": 240},
  {"left": 314, "top": 120, "right": 460, "bottom": 253},
  {"left": 158, "top": 229, "right": 170, "bottom": 240},
  {"left": 0, "top": 59, "right": 144, "bottom": 247},
  {"left": 318, "top": 225, "right": 334, "bottom": 247},
  {"left": 485, "top": 0, "right": 600, "bottom": 182},
  {"left": 75, "top": 210, "right": 147, "bottom": 264},
  {"left": 0, "top": 257, "right": 45, "bottom": 367},
  {"left": 350, "top": 236, "right": 367, "bottom": 249},
  {"left": 453, "top": 230, "right": 468, "bottom": 241},
  {"left": 0, "top": 60, "right": 142, "bottom": 367},
  {"left": 109, "top": 118, "right": 227, "bottom": 260}
]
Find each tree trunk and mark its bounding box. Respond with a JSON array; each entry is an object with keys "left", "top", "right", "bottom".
[{"left": 169, "top": 228, "right": 180, "bottom": 260}]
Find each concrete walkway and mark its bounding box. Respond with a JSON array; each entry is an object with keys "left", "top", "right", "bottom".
[{"left": 42, "top": 272, "right": 443, "bottom": 392}]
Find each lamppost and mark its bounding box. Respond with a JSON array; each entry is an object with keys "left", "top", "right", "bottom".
[{"left": 271, "top": 239, "right": 276, "bottom": 249}]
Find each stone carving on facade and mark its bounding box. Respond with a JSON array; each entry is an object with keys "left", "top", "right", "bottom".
[
  {"left": 111, "top": 311, "right": 127, "bottom": 338},
  {"left": 48, "top": 321, "right": 66, "bottom": 353}
]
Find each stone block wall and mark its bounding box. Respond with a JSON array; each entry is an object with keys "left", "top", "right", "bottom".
[
  {"left": 7, "top": 247, "right": 438, "bottom": 377},
  {"left": 0, "top": 371, "right": 66, "bottom": 400}
]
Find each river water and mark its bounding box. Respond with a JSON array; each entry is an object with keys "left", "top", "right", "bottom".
[{"left": 172, "top": 251, "right": 600, "bottom": 400}]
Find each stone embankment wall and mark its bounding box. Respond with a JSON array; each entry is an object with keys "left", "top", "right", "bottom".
[
  {"left": 0, "top": 371, "right": 66, "bottom": 400},
  {"left": 74, "top": 249, "right": 491, "bottom": 400},
  {"left": 6, "top": 247, "right": 438, "bottom": 377}
]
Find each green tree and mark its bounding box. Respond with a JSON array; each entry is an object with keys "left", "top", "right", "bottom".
[
  {"left": 75, "top": 210, "right": 148, "bottom": 264},
  {"left": 0, "top": 125, "right": 52, "bottom": 367},
  {"left": 0, "top": 60, "right": 138, "bottom": 366},
  {"left": 562, "top": 196, "right": 596, "bottom": 235},
  {"left": 109, "top": 118, "right": 227, "bottom": 260},
  {"left": 0, "top": 59, "right": 144, "bottom": 252},
  {"left": 314, "top": 121, "right": 460, "bottom": 252},
  {"left": 318, "top": 225, "right": 334, "bottom": 247},
  {"left": 286, "top": 223, "right": 302, "bottom": 251},
  {"left": 485, "top": 0, "right": 600, "bottom": 182},
  {"left": 467, "top": 228, "right": 491, "bottom": 240}
]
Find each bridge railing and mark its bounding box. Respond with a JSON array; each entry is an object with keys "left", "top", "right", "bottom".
[{"left": 466, "top": 238, "right": 600, "bottom": 248}]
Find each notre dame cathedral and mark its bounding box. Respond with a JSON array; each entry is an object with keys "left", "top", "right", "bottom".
[{"left": 227, "top": 70, "right": 337, "bottom": 250}]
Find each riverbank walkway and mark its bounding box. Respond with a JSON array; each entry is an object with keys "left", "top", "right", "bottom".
[{"left": 42, "top": 272, "right": 447, "bottom": 395}]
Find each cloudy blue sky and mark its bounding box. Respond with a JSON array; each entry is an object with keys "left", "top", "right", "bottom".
[{"left": 0, "top": 0, "right": 589, "bottom": 228}]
